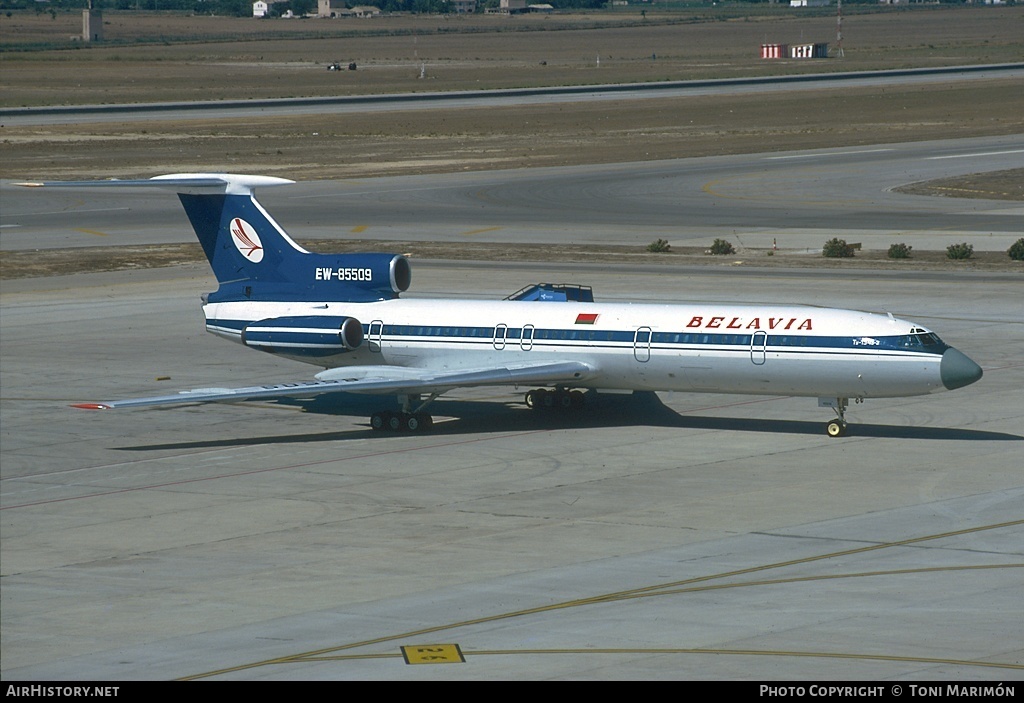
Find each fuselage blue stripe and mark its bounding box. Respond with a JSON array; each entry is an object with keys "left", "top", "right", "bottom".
[{"left": 209, "top": 318, "right": 946, "bottom": 357}]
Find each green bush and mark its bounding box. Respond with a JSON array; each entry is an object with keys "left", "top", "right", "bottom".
[
  {"left": 708, "top": 238, "right": 735, "bottom": 255},
  {"left": 887, "top": 243, "right": 913, "bottom": 259},
  {"left": 1008, "top": 238, "right": 1024, "bottom": 261},
  {"left": 647, "top": 238, "right": 671, "bottom": 253},
  {"left": 946, "top": 242, "right": 974, "bottom": 260},
  {"left": 822, "top": 237, "right": 855, "bottom": 258}
]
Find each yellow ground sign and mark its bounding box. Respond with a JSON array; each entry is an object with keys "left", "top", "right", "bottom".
[{"left": 401, "top": 644, "right": 465, "bottom": 665}]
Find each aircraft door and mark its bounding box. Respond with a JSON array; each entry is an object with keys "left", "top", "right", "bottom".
[
  {"left": 521, "top": 324, "right": 535, "bottom": 351},
  {"left": 368, "top": 320, "right": 383, "bottom": 353},
  {"left": 750, "top": 330, "right": 767, "bottom": 365},
  {"left": 634, "top": 327, "right": 652, "bottom": 362},
  {"left": 493, "top": 324, "right": 507, "bottom": 350}
]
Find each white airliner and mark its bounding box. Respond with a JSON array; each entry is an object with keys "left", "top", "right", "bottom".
[{"left": 19, "top": 173, "right": 983, "bottom": 437}]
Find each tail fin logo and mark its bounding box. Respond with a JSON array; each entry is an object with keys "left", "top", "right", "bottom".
[{"left": 229, "top": 217, "right": 264, "bottom": 263}]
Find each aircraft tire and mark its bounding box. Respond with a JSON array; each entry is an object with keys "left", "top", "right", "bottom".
[
  {"left": 527, "top": 389, "right": 551, "bottom": 410},
  {"left": 371, "top": 411, "right": 388, "bottom": 431},
  {"left": 826, "top": 420, "right": 847, "bottom": 437},
  {"left": 405, "top": 412, "right": 434, "bottom": 432},
  {"left": 527, "top": 388, "right": 585, "bottom": 413}
]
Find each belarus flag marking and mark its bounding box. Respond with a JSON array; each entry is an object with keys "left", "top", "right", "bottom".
[{"left": 575, "top": 313, "right": 599, "bottom": 325}]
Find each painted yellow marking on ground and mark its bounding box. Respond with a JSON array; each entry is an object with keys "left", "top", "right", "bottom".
[
  {"left": 401, "top": 644, "right": 465, "bottom": 665},
  {"left": 74, "top": 228, "right": 108, "bottom": 237},
  {"left": 596, "top": 563, "right": 1024, "bottom": 603},
  {"left": 462, "top": 227, "right": 503, "bottom": 237},
  {"left": 180, "top": 519, "right": 1024, "bottom": 680},
  {"left": 351, "top": 225, "right": 368, "bottom": 233}
]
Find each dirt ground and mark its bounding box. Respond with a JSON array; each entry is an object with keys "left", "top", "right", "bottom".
[
  {"left": 4, "top": 79, "right": 1023, "bottom": 182},
  {"left": 2, "top": 7, "right": 1022, "bottom": 105},
  {"left": 1, "top": 7, "right": 1021, "bottom": 276}
]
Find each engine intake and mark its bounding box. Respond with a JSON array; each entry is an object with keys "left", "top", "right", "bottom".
[{"left": 242, "top": 315, "right": 363, "bottom": 357}]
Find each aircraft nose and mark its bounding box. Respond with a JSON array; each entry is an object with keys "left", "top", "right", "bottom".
[{"left": 941, "top": 347, "right": 983, "bottom": 390}]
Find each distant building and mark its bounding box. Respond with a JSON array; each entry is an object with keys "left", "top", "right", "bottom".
[
  {"left": 790, "top": 0, "right": 830, "bottom": 6},
  {"left": 253, "top": 0, "right": 285, "bottom": 17},
  {"left": 761, "top": 42, "right": 829, "bottom": 59},
  {"left": 82, "top": 8, "right": 102, "bottom": 41},
  {"left": 791, "top": 42, "right": 829, "bottom": 58},
  {"left": 318, "top": 0, "right": 348, "bottom": 16},
  {"left": 317, "top": 2, "right": 382, "bottom": 17},
  {"left": 450, "top": 0, "right": 477, "bottom": 12},
  {"left": 499, "top": 0, "right": 528, "bottom": 13},
  {"left": 760, "top": 43, "right": 788, "bottom": 59}
]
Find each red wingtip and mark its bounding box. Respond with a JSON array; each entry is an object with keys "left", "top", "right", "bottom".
[{"left": 71, "top": 403, "right": 113, "bottom": 410}]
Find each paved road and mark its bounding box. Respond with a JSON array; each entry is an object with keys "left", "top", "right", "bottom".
[
  {"left": 3, "top": 135, "right": 1022, "bottom": 254},
  {"left": 3, "top": 64, "right": 1021, "bottom": 126}
]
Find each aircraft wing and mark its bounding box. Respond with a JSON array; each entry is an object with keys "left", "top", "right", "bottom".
[{"left": 72, "top": 360, "right": 595, "bottom": 410}]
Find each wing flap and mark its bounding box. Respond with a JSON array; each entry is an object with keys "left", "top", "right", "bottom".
[{"left": 73, "top": 361, "right": 595, "bottom": 410}]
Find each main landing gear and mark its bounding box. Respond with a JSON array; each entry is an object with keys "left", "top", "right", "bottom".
[
  {"left": 370, "top": 410, "right": 433, "bottom": 433},
  {"left": 525, "top": 387, "right": 585, "bottom": 412},
  {"left": 370, "top": 393, "right": 438, "bottom": 433},
  {"left": 369, "top": 388, "right": 588, "bottom": 432}
]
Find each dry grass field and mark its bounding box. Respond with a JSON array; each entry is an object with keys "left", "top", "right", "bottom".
[
  {"left": 2, "top": 78, "right": 1022, "bottom": 183},
  {"left": 2, "top": 6, "right": 1023, "bottom": 106}
]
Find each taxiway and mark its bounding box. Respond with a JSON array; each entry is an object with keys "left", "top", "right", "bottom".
[{"left": 1, "top": 256, "right": 1021, "bottom": 680}]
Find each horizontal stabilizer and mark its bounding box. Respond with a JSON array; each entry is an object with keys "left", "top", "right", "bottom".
[{"left": 17, "top": 173, "right": 295, "bottom": 195}]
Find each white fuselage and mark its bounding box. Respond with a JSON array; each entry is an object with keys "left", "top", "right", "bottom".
[{"left": 203, "top": 297, "right": 949, "bottom": 400}]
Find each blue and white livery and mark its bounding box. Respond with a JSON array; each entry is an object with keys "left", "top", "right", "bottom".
[{"left": 18, "top": 173, "right": 983, "bottom": 437}]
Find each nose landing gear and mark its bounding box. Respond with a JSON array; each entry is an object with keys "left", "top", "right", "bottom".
[
  {"left": 826, "top": 417, "right": 847, "bottom": 438},
  {"left": 822, "top": 397, "right": 860, "bottom": 437}
]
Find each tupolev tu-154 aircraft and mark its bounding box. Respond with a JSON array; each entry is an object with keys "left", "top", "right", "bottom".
[{"left": 18, "top": 173, "right": 983, "bottom": 437}]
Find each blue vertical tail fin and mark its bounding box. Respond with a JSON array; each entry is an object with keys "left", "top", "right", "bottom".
[{"left": 18, "top": 173, "right": 411, "bottom": 303}]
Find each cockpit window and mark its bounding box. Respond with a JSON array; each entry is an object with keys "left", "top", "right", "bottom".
[{"left": 898, "top": 333, "right": 944, "bottom": 348}]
